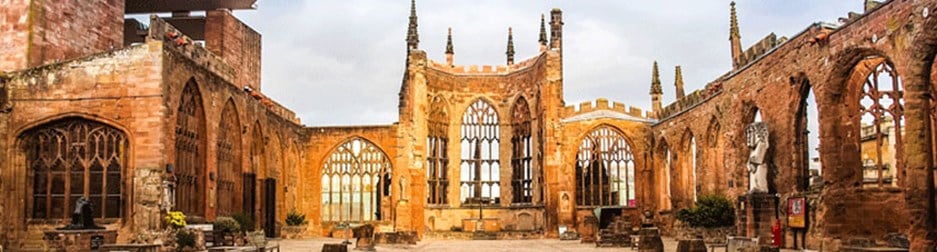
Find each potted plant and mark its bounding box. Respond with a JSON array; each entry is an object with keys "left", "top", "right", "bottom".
[
  {"left": 174, "top": 230, "right": 197, "bottom": 251},
  {"left": 213, "top": 217, "right": 241, "bottom": 246},
  {"left": 164, "top": 211, "right": 199, "bottom": 251},
  {"left": 282, "top": 209, "right": 308, "bottom": 239},
  {"left": 674, "top": 194, "right": 736, "bottom": 247},
  {"left": 231, "top": 212, "right": 268, "bottom": 245}
]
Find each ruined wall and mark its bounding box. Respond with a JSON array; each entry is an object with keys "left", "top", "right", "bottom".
[
  {"left": 556, "top": 98, "right": 654, "bottom": 231},
  {"left": 0, "top": 42, "right": 165, "bottom": 247},
  {"left": 0, "top": 0, "right": 32, "bottom": 72},
  {"left": 651, "top": 0, "right": 937, "bottom": 249},
  {"left": 204, "top": 9, "right": 262, "bottom": 92},
  {"left": 299, "top": 125, "right": 398, "bottom": 236},
  {"left": 160, "top": 15, "right": 305, "bottom": 234},
  {"left": 163, "top": 43, "right": 305, "bottom": 221},
  {"left": 0, "top": 14, "right": 304, "bottom": 248},
  {"left": 396, "top": 50, "right": 560, "bottom": 234},
  {"left": 0, "top": 0, "right": 124, "bottom": 72}
]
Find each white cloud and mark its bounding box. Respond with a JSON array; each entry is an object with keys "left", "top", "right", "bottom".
[{"left": 231, "top": 0, "right": 862, "bottom": 125}]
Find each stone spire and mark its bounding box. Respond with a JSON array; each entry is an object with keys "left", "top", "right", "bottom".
[
  {"left": 506, "top": 27, "right": 515, "bottom": 65},
  {"left": 650, "top": 61, "right": 662, "bottom": 95},
  {"left": 406, "top": 0, "right": 419, "bottom": 51},
  {"left": 538, "top": 14, "right": 548, "bottom": 52},
  {"left": 675, "top": 65, "right": 686, "bottom": 99},
  {"left": 650, "top": 61, "right": 663, "bottom": 116},
  {"left": 729, "top": 1, "right": 742, "bottom": 69},
  {"left": 445, "top": 27, "right": 454, "bottom": 66}
]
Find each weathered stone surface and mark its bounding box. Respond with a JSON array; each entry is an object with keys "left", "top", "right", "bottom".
[{"left": 0, "top": 1, "right": 936, "bottom": 251}]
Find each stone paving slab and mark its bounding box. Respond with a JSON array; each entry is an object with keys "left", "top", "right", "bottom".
[{"left": 275, "top": 237, "right": 684, "bottom": 251}]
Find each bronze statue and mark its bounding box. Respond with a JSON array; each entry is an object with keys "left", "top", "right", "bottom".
[{"left": 59, "top": 197, "right": 103, "bottom": 230}]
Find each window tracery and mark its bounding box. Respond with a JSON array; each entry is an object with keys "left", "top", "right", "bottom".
[
  {"left": 575, "top": 126, "right": 635, "bottom": 207},
  {"left": 321, "top": 138, "right": 392, "bottom": 222},
  {"left": 175, "top": 81, "right": 206, "bottom": 215},
  {"left": 25, "top": 118, "right": 126, "bottom": 220},
  {"left": 460, "top": 99, "right": 501, "bottom": 205},
  {"left": 511, "top": 97, "right": 533, "bottom": 204},
  {"left": 856, "top": 58, "right": 903, "bottom": 187},
  {"left": 427, "top": 97, "right": 449, "bottom": 205},
  {"left": 216, "top": 101, "right": 242, "bottom": 216}
]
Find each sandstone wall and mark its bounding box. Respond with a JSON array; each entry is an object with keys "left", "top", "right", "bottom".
[
  {"left": 0, "top": 42, "right": 164, "bottom": 246},
  {"left": 650, "top": 0, "right": 937, "bottom": 249},
  {"left": 299, "top": 125, "right": 398, "bottom": 236},
  {"left": 0, "top": 0, "right": 124, "bottom": 72}
]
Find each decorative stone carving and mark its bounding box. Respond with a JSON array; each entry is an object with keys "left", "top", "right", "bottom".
[
  {"left": 398, "top": 176, "right": 407, "bottom": 201},
  {"left": 746, "top": 122, "right": 769, "bottom": 193}
]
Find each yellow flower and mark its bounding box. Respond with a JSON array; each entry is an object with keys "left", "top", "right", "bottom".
[{"left": 164, "top": 211, "right": 187, "bottom": 229}]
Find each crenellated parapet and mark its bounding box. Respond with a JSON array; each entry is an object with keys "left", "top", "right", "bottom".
[
  {"left": 657, "top": 82, "right": 723, "bottom": 121},
  {"left": 427, "top": 53, "right": 546, "bottom": 75},
  {"left": 561, "top": 98, "right": 654, "bottom": 122},
  {"left": 734, "top": 33, "right": 787, "bottom": 69}
]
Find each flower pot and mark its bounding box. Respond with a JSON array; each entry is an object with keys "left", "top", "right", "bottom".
[{"left": 281, "top": 225, "right": 307, "bottom": 239}]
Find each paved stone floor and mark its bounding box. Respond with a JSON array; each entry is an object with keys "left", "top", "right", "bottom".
[{"left": 274, "top": 237, "right": 684, "bottom": 251}]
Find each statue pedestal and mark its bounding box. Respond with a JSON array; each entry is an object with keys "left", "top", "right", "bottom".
[
  {"left": 395, "top": 200, "right": 412, "bottom": 231},
  {"left": 43, "top": 229, "right": 117, "bottom": 252},
  {"left": 738, "top": 193, "right": 778, "bottom": 245},
  {"left": 352, "top": 224, "right": 376, "bottom": 251}
]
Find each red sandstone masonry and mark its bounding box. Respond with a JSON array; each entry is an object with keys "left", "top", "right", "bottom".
[{"left": 0, "top": 0, "right": 123, "bottom": 72}]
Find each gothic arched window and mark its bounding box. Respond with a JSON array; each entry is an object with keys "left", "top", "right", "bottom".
[
  {"left": 24, "top": 118, "right": 126, "bottom": 220},
  {"left": 321, "top": 138, "right": 392, "bottom": 222},
  {"left": 575, "top": 126, "right": 635, "bottom": 207},
  {"left": 460, "top": 99, "right": 501, "bottom": 205},
  {"left": 216, "top": 100, "right": 242, "bottom": 216},
  {"left": 855, "top": 57, "right": 903, "bottom": 187},
  {"left": 175, "top": 80, "right": 206, "bottom": 215},
  {"left": 511, "top": 97, "right": 533, "bottom": 204},
  {"left": 427, "top": 96, "right": 449, "bottom": 205}
]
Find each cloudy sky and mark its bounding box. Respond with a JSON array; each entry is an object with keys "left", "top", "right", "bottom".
[{"left": 228, "top": 1, "right": 862, "bottom": 126}]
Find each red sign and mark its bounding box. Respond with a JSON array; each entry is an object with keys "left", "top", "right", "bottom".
[{"left": 787, "top": 197, "right": 807, "bottom": 228}]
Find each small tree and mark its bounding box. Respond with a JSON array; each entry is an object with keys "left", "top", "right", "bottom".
[
  {"left": 213, "top": 217, "right": 242, "bottom": 234},
  {"left": 175, "top": 229, "right": 197, "bottom": 251},
  {"left": 232, "top": 212, "right": 255, "bottom": 232},
  {"left": 675, "top": 194, "right": 735, "bottom": 228},
  {"left": 285, "top": 209, "right": 307, "bottom": 226}
]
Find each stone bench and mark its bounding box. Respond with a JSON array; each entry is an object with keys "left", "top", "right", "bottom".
[
  {"left": 841, "top": 246, "right": 909, "bottom": 252},
  {"left": 208, "top": 246, "right": 261, "bottom": 252},
  {"left": 99, "top": 244, "right": 160, "bottom": 252},
  {"left": 321, "top": 243, "right": 348, "bottom": 252}
]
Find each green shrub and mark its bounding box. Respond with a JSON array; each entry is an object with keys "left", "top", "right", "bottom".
[
  {"left": 675, "top": 194, "right": 735, "bottom": 228},
  {"left": 175, "top": 229, "right": 197, "bottom": 250},
  {"left": 285, "top": 209, "right": 307, "bottom": 226},
  {"left": 232, "top": 212, "right": 255, "bottom": 232},
  {"left": 213, "top": 217, "right": 241, "bottom": 234}
]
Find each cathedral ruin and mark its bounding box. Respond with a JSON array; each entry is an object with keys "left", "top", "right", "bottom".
[{"left": 0, "top": 0, "right": 936, "bottom": 250}]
